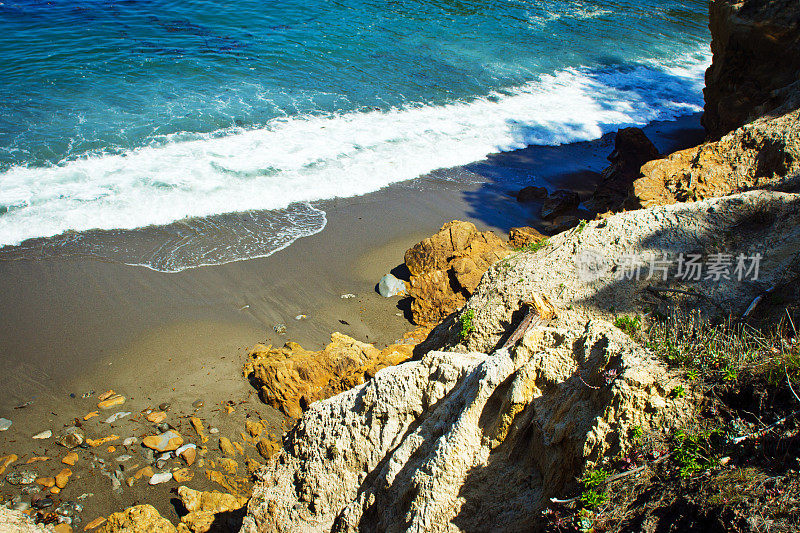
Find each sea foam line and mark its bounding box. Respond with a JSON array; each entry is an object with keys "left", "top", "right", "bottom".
[{"left": 0, "top": 50, "right": 710, "bottom": 250}]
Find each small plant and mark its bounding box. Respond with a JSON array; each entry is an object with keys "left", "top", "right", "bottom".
[
  {"left": 515, "top": 238, "right": 550, "bottom": 253},
  {"left": 579, "top": 468, "right": 610, "bottom": 510},
  {"left": 575, "top": 219, "right": 588, "bottom": 233},
  {"left": 670, "top": 385, "right": 686, "bottom": 398},
  {"left": 672, "top": 429, "right": 719, "bottom": 478},
  {"left": 722, "top": 365, "right": 739, "bottom": 382},
  {"left": 459, "top": 309, "right": 475, "bottom": 340},
  {"left": 631, "top": 425, "right": 644, "bottom": 441},
  {"left": 614, "top": 315, "right": 641, "bottom": 337},
  {"left": 686, "top": 369, "right": 699, "bottom": 381}
]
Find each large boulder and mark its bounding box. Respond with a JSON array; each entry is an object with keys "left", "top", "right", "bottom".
[
  {"left": 241, "top": 315, "right": 688, "bottom": 533},
  {"left": 404, "top": 221, "right": 511, "bottom": 326},
  {"left": 586, "top": 127, "right": 660, "bottom": 213},
  {"left": 176, "top": 486, "right": 248, "bottom": 533},
  {"left": 99, "top": 505, "right": 176, "bottom": 533},
  {"left": 540, "top": 190, "right": 580, "bottom": 219},
  {"left": 243, "top": 333, "right": 415, "bottom": 418},
  {"left": 0, "top": 508, "right": 51, "bottom": 533},
  {"left": 703, "top": 0, "right": 800, "bottom": 139},
  {"left": 632, "top": 107, "right": 800, "bottom": 208}
]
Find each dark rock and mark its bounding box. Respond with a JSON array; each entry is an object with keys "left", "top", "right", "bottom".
[
  {"left": 586, "top": 128, "right": 659, "bottom": 213},
  {"left": 508, "top": 227, "right": 547, "bottom": 248},
  {"left": 515, "top": 186, "right": 548, "bottom": 202},
  {"left": 32, "top": 497, "right": 53, "bottom": 510},
  {"left": 549, "top": 216, "right": 582, "bottom": 234},
  {"left": 540, "top": 190, "right": 580, "bottom": 219}
]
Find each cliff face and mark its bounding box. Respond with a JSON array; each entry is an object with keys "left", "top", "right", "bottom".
[{"left": 703, "top": 0, "right": 800, "bottom": 139}]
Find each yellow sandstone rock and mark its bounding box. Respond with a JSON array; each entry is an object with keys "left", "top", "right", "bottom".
[
  {"left": 62, "top": 452, "right": 79, "bottom": 465},
  {"left": 107, "top": 446, "right": 116, "bottom": 453},
  {"left": 256, "top": 439, "right": 280, "bottom": 461},
  {"left": 97, "top": 394, "right": 125, "bottom": 410},
  {"left": 143, "top": 431, "right": 183, "bottom": 452},
  {"left": 173, "top": 468, "right": 193, "bottom": 483},
  {"left": 50, "top": 486, "right": 61, "bottom": 495},
  {"left": 99, "top": 505, "right": 176, "bottom": 533},
  {"left": 83, "top": 411, "right": 99, "bottom": 420},
  {"left": 218, "top": 458, "right": 237, "bottom": 475},
  {"left": 218, "top": 437, "right": 236, "bottom": 458},
  {"left": 87, "top": 435, "right": 119, "bottom": 447},
  {"left": 55, "top": 468, "right": 72, "bottom": 488},
  {"left": 180, "top": 447, "right": 197, "bottom": 466},
  {"left": 133, "top": 466, "right": 155, "bottom": 480},
  {"left": 233, "top": 441, "right": 244, "bottom": 456},
  {"left": 189, "top": 417, "right": 208, "bottom": 443},
  {"left": 146, "top": 411, "right": 167, "bottom": 424},
  {"left": 0, "top": 454, "right": 17, "bottom": 475},
  {"left": 53, "top": 523, "right": 73, "bottom": 533},
  {"left": 97, "top": 390, "right": 115, "bottom": 401},
  {"left": 36, "top": 477, "right": 55, "bottom": 488},
  {"left": 176, "top": 485, "right": 247, "bottom": 533},
  {"left": 245, "top": 420, "right": 263, "bottom": 437}
]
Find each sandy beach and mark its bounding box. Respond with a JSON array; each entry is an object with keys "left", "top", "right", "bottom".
[{"left": 0, "top": 113, "right": 704, "bottom": 522}]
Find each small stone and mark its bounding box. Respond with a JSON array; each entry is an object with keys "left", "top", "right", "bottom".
[
  {"left": 192, "top": 399, "right": 204, "bottom": 409},
  {"left": 209, "top": 427, "right": 219, "bottom": 434},
  {"left": 133, "top": 466, "right": 154, "bottom": 480},
  {"left": 12, "top": 501, "right": 30, "bottom": 512},
  {"left": 245, "top": 420, "right": 263, "bottom": 437},
  {"left": 218, "top": 457, "right": 237, "bottom": 474},
  {"left": 32, "top": 497, "right": 54, "bottom": 509},
  {"left": 57, "top": 427, "right": 85, "bottom": 448},
  {"left": 172, "top": 468, "right": 193, "bottom": 483},
  {"left": 80, "top": 391, "right": 94, "bottom": 399},
  {"left": 158, "top": 452, "right": 172, "bottom": 461},
  {"left": 97, "top": 390, "right": 115, "bottom": 401},
  {"left": 378, "top": 273, "right": 407, "bottom": 297},
  {"left": 122, "top": 437, "right": 138, "bottom": 447},
  {"left": 158, "top": 402, "right": 170, "bottom": 411},
  {"left": 103, "top": 411, "right": 131, "bottom": 424},
  {"left": 273, "top": 323, "right": 286, "bottom": 335},
  {"left": 145, "top": 411, "right": 167, "bottom": 424},
  {"left": 63, "top": 452, "right": 79, "bottom": 466},
  {"left": 179, "top": 447, "right": 196, "bottom": 467},
  {"left": 57, "top": 501, "right": 82, "bottom": 516},
  {"left": 157, "top": 422, "right": 170, "bottom": 432},
  {"left": 143, "top": 430, "right": 183, "bottom": 452},
  {"left": 149, "top": 472, "right": 172, "bottom": 485},
  {"left": 256, "top": 439, "right": 280, "bottom": 461},
  {"left": 56, "top": 468, "right": 72, "bottom": 488},
  {"left": 219, "top": 437, "right": 236, "bottom": 457},
  {"left": 83, "top": 411, "right": 99, "bottom": 421},
  {"left": 97, "top": 394, "right": 125, "bottom": 410},
  {"left": 26, "top": 456, "right": 49, "bottom": 463},
  {"left": 37, "top": 477, "right": 56, "bottom": 487},
  {"left": 7, "top": 470, "right": 37, "bottom": 485},
  {"left": 107, "top": 446, "right": 116, "bottom": 453},
  {"left": 340, "top": 293, "right": 356, "bottom": 299},
  {"left": 116, "top": 454, "right": 132, "bottom": 463},
  {"left": 294, "top": 314, "right": 306, "bottom": 320},
  {"left": 84, "top": 517, "right": 106, "bottom": 530},
  {"left": 33, "top": 429, "right": 52, "bottom": 439},
  {"left": 189, "top": 417, "right": 208, "bottom": 443},
  {"left": 53, "top": 524, "right": 73, "bottom": 533},
  {"left": 86, "top": 435, "right": 119, "bottom": 447},
  {"left": 0, "top": 418, "right": 11, "bottom": 431},
  {"left": 0, "top": 454, "right": 17, "bottom": 475}
]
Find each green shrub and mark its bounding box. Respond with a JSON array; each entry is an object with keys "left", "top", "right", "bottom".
[
  {"left": 459, "top": 309, "right": 475, "bottom": 340},
  {"left": 614, "top": 315, "right": 641, "bottom": 337}
]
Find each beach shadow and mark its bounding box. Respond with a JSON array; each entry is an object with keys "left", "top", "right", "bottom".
[{"left": 443, "top": 113, "right": 704, "bottom": 235}]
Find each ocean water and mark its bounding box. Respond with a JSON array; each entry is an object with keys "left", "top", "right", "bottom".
[{"left": 0, "top": 0, "right": 710, "bottom": 271}]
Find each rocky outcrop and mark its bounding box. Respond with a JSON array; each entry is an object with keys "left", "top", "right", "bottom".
[
  {"left": 443, "top": 190, "right": 800, "bottom": 355},
  {"left": 0, "top": 508, "right": 51, "bottom": 533},
  {"left": 405, "top": 221, "right": 512, "bottom": 325},
  {"left": 177, "top": 486, "right": 248, "bottom": 533},
  {"left": 703, "top": 0, "right": 800, "bottom": 139},
  {"left": 243, "top": 333, "right": 415, "bottom": 419},
  {"left": 587, "top": 128, "right": 660, "bottom": 213},
  {"left": 540, "top": 190, "right": 580, "bottom": 219},
  {"left": 242, "top": 312, "right": 687, "bottom": 533},
  {"left": 632, "top": 107, "right": 800, "bottom": 208}
]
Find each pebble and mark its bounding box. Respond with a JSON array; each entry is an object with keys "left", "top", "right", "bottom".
[
  {"left": 157, "top": 423, "right": 170, "bottom": 432},
  {"left": 340, "top": 293, "right": 356, "bottom": 299},
  {"left": 173, "top": 468, "right": 193, "bottom": 483},
  {"left": 56, "top": 427, "right": 85, "bottom": 448},
  {"left": 142, "top": 448, "right": 155, "bottom": 463},
  {"left": 149, "top": 472, "right": 173, "bottom": 485},
  {"left": 142, "top": 430, "right": 183, "bottom": 452},
  {"left": 80, "top": 391, "right": 94, "bottom": 399},
  {"left": 84, "top": 517, "right": 106, "bottom": 530},
  {"left": 62, "top": 452, "right": 79, "bottom": 466},
  {"left": 0, "top": 455, "right": 17, "bottom": 475},
  {"left": 145, "top": 411, "right": 167, "bottom": 424},
  {"left": 55, "top": 468, "right": 72, "bottom": 489},
  {"left": 0, "top": 418, "right": 11, "bottom": 431},
  {"left": 295, "top": 314, "right": 306, "bottom": 320},
  {"left": 26, "top": 456, "right": 49, "bottom": 464},
  {"left": 209, "top": 427, "right": 219, "bottom": 434},
  {"left": 12, "top": 501, "right": 30, "bottom": 512},
  {"left": 273, "top": 323, "right": 287, "bottom": 334},
  {"left": 192, "top": 399, "right": 204, "bottom": 409},
  {"left": 97, "top": 394, "right": 125, "bottom": 410},
  {"left": 219, "top": 437, "right": 237, "bottom": 457},
  {"left": 83, "top": 411, "right": 99, "bottom": 421},
  {"left": 32, "top": 497, "right": 53, "bottom": 510},
  {"left": 115, "top": 455, "right": 132, "bottom": 463},
  {"left": 36, "top": 477, "right": 56, "bottom": 488},
  {"left": 103, "top": 411, "right": 131, "bottom": 424},
  {"left": 56, "top": 501, "right": 82, "bottom": 516},
  {"left": 122, "top": 437, "right": 138, "bottom": 447},
  {"left": 7, "top": 470, "right": 37, "bottom": 485},
  {"left": 97, "top": 390, "right": 115, "bottom": 401},
  {"left": 33, "top": 429, "right": 52, "bottom": 439},
  {"left": 158, "top": 402, "right": 170, "bottom": 411}
]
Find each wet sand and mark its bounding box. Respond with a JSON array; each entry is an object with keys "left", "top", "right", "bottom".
[{"left": 0, "top": 114, "right": 704, "bottom": 523}]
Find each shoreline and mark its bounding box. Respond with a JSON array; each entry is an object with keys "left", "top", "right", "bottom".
[{"left": 0, "top": 112, "right": 704, "bottom": 522}]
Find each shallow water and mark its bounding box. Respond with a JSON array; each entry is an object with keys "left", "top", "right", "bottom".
[{"left": 0, "top": 0, "right": 710, "bottom": 270}]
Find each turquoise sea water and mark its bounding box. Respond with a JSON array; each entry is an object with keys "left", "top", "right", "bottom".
[{"left": 0, "top": 0, "right": 710, "bottom": 270}]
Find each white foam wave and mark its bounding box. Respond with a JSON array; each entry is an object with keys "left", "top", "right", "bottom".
[{"left": 0, "top": 50, "right": 710, "bottom": 255}]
